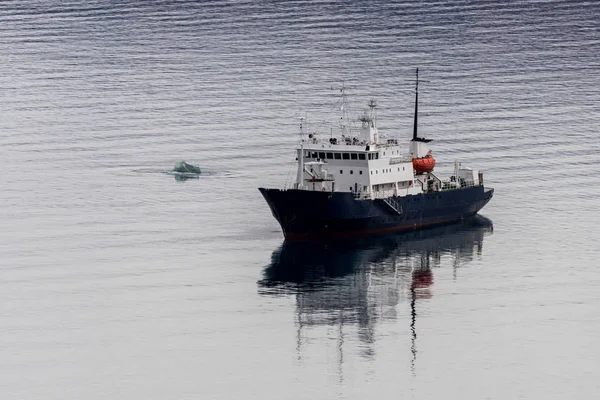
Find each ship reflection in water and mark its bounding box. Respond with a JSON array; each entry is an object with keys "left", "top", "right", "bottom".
[{"left": 258, "top": 216, "right": 493, "bottom": 370}]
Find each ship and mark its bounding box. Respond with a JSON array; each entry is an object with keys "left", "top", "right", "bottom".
[{"left": 259, "top": 69, "right": 494, "bottom": 240}]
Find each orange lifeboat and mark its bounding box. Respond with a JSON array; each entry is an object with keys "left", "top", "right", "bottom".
[{"left": 412, "top": 153, "right": 436, "bottom": 173}]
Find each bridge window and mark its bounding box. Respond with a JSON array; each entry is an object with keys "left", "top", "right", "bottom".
[
  {"left": 311, "top": 152, "right": 317, "bottom": 158},
  {"left": 351, "top": 153, "right": 358, "bottom": 160},
  {"left": 326, "top": 152, "right": 333, "bottom": 159},
  {"left": 319, "top": 152, "right": 325, "bottom": 159},
  {"left": 342, "top": 153, "right": 350, "bottom": 160},
  {"left": 334, "top": 153, "right": 341, "bottom": 160},
  {"left": 358, "top": 154, "right": 366, "bottom": 160}
]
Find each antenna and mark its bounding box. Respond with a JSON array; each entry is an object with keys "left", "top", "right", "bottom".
[
  {"left": 412, "top": 68, "right": 430, "bottom": 141},
  {"left": 368, "top": 99, "right": 377, "bottom": 127},
  {"left": 295, "top": 112, "right": 308, "bottom": 140},
  {"left": 331, "top": 82, "right": 356, "bottom": 136}
]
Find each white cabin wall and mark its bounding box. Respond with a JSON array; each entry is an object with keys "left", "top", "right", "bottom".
[
  {"left": 458, "top": 168, "right": 479, "bottom": 185},
  {"left": 409, "top": 141, "right": 431, "bottom": 158},
  {"left": 359, "top": 125, "right": 376, "bottom": 143},
  {"left": 368, "top": 159, "right": 413, "bottom": 185},
  {"left": 302, "top": 144, "right": 372, "bottom": 194},
  {"left": 326, "top": 158, "right": 369, "bottom": 193},
  {"left": 300, "top": 144, "right": 422, "bottom": 196}
]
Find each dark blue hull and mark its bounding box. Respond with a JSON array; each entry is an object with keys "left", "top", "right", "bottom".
[{"left": 259, "top": 186, "right": 494, "bottom": 240}]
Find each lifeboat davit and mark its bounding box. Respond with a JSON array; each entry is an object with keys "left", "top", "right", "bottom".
[{"left": 412, "top": 154, "right": 436, "bottom": 173}]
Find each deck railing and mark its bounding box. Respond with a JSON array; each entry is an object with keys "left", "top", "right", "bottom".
[{"left": 440, "top": 179, "right": 480, "bottom": 191}]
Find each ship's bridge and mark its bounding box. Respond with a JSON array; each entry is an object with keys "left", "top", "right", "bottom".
[
  {"left": 294, "top": 134, "right": 419, "bottom": 199},
  {"left": 291, "top": 91, "right": 435, "bottom": 199}
]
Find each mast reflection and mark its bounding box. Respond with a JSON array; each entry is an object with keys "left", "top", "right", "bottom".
[{"left": 258, "top": 216, "right": 493, "bottom": 370}]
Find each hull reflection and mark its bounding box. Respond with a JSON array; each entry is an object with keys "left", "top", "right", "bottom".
[
  {"left": 258, "top": 216, "right": 494, "bottom": 364},
  {"left": 259, "top": 215, "right": 493, "bottom": 293}
]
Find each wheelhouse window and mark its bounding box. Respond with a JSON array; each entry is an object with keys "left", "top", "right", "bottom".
[
  {"left": 342, "top": 153, "right": 350, "bottom": 160},
  {"left": 311, "top": 152, "right": 317, "bottom": 158},
  {"left": 326, "top": 152, "right": 333, "bottom": 159},
  {"left": 350, "top": 153, "right": 358, "bottom": 160},
  {"left": 334, "top": 153, "right": 342, "bottom": 160},
  {"left": 319, "top": 152, "right": 325, "bottom": 159},
  {"left": 358, "top": 154, "right": 366, "bottom": 160}
]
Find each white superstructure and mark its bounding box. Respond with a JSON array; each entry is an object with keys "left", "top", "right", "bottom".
[{"left": 292, "top": 86, "right": 482, "bottom": 200}]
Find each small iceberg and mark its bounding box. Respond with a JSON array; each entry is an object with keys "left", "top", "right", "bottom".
[{"left": 173, "top": 161, "right": 201, "bottom": 174}]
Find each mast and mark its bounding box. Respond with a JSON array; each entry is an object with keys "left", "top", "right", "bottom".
[
  {"left": 412, "top": 68, "right": 419, "bottom": 141},
  {"left": 296, "top": 117, "right": 305, "bottom": 189}
]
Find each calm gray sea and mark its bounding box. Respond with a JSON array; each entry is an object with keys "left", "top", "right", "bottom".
[{"left": 1, "top": 1, "right": 599, "bottom": 399}]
